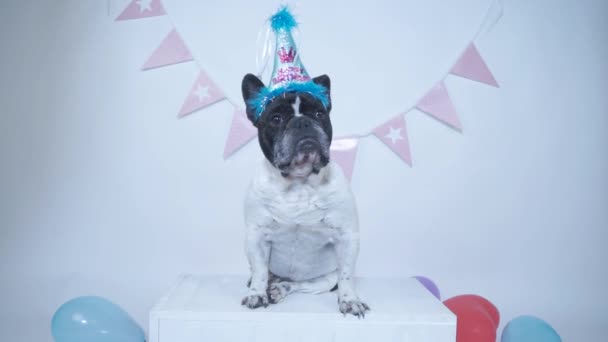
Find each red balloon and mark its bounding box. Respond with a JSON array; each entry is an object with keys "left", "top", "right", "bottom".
[
  {"left": 444, "top": 295, "right": 499, "bottom": 342},
  {"left": 452, "top": 294, "right": 500, "bottom": 328}
]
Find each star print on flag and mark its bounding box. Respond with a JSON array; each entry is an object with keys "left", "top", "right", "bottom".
[
  {"left": 178, "top": 70, "right": 225, "bottom": 118},
  {"left": 115, "top": 0, "right": 166, "bottom": 21},
  {"left": 193, "top": 85, "right": 210, "bottom": 102},
  {"left": 385, "top": 127, "right": 404, "bottom": 144},
  {"left": 137, "top": 0, "right": 152, "bottom": 12},
  {"left": 373, "top": 114, "right": 412, "bottom": 166}
]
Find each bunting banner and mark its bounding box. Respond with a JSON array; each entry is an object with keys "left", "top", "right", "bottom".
[
  {"left": 223, "top": 109, "right": 258, "bottom": 159},
  {"left": 115, "top": 0, "right": 503, "bottom": 176},
  {"left": 450, "top": 43, "right": 499, "bottom": 87},
  {"left": 330, "top": 138, "right": 359, "bottom": 182},
  {"left": 178, "top": 71, "right": 225, "bottom": 118},
  {"left": 416, "top": 82, "right": 463, "bottom": 131},
  {"left": 115, "top": 0, "right": 166, "bottom": 21},
  {"left": 142, "top": 29, "right": 193, "bottom": 70},
  {"left": 373, "top": 114, "right": 413, "bottom": 166}
]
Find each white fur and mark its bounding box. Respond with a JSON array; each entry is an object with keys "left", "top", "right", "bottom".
[
  {"left": 243, "top": 159, "right": 368, "bottom": 315},
  {"left": 292, "top": 96, "right": 302, "bottom": 117}
]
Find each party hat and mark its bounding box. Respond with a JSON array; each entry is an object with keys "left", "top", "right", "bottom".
[
  {"left": 248, "top": 6, "right": 330, "bottom": 121},
  {"left": 268, "top": 6, "right": 310, "bottom": 88}
]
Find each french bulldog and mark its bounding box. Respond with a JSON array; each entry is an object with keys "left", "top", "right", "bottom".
[{"left": 240, "top": 73, "right": 369, "bottom": 317}]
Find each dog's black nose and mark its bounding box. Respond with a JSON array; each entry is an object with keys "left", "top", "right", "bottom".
[{"left": 298, "top": 139, "right": 317, "bottom": 153}]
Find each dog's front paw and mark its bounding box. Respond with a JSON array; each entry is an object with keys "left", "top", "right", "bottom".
[
  {"left": 339, "top": 299, "right": 370, "bottom": 318},
  {"left": 241, "top": 293, "right": 269, "bottom": 309},
  {"left": 267, "top": 281, "right": 292, "bottom": 304}
]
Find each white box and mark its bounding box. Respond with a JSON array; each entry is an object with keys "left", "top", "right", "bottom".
[{"left": 149, "top": 274, "right": 456, "bottom": 342}]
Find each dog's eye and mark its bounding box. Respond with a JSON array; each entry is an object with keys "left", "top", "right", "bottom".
[
  {"left": 315, "top": 111, "right": 324, "bottom": 119},
  {"left": 271, "top": 114, "right": 282, "bottom": 124}
]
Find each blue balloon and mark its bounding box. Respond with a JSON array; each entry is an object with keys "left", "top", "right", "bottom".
[
  {"left": 51, "top": 296, "right": 145, "bottom": 342},
  {"left": 502, "top": 315, "right": 561, "bottom": 342}
]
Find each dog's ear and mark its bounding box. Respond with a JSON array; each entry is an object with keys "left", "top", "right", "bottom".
[
  {"left": 312, "top": 74, "right": 331, "bottom": 112},
  {"left": 242, "top": 73, "right": 265, "bottom": 124}
]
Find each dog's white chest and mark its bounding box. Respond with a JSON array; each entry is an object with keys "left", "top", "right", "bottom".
[
  {"left": 263, "top": 183, "right": 338, "bottom": 280},
  {"left": 245, "top": 161, "right": 354, "bottom": 281},
  {"left": 265, "top": 222, "right": 337, "bottom": 281},
  {"left": 265, "top": 181, "right": 329, "bottom": 225}
]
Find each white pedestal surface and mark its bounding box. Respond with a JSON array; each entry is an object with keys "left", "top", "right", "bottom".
[{"left": 149, "top": 274, "right": 456, "bottom": 342}]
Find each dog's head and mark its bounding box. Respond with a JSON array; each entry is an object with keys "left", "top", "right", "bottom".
[{"left": 242, "top": 74, "right": 332, "bottom": 178}]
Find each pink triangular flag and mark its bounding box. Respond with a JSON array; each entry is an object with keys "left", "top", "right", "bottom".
[
  {"left": 223, "top": 108, "right": 258, "bottom": 159},
  {"left": 330, "top": 138, "right": 359, "bottom": 182},
  {"left": 142, "top": 29, "right": 193, "bottom": 70},
  {"left": 416, "top": 82, "right": 462, "bottom": 131},
  {"left": 115, "top": 0, "right": 166, "bottom": 21},
  {"left": 373, "top": 114, "right": 412, "bottom": 166},
  {"left": 178, "top": 71, "right": 225, "bottom": 118},
  {"left": 450, "top": 43, "right": 499, "bottom": 87}
]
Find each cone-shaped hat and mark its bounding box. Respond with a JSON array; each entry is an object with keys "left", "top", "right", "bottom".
[{"left": 249, "top": 6, "right": 330, "bottom": 121}]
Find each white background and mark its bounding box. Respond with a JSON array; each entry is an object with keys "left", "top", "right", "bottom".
[{"left": 1, "top": 0, "right": 606, "bottom": 341}]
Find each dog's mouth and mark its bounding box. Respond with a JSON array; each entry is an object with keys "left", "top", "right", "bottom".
[
  {"left": 276, "top": 138, "right": 328, "bottom": 178},
  {"left": 292, "top": 150, "right": 318, "bottom": 167}
]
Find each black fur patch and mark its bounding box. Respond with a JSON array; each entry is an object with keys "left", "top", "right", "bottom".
[{"left": 241, "top": 74, "right": 333, "bottom": 171}]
